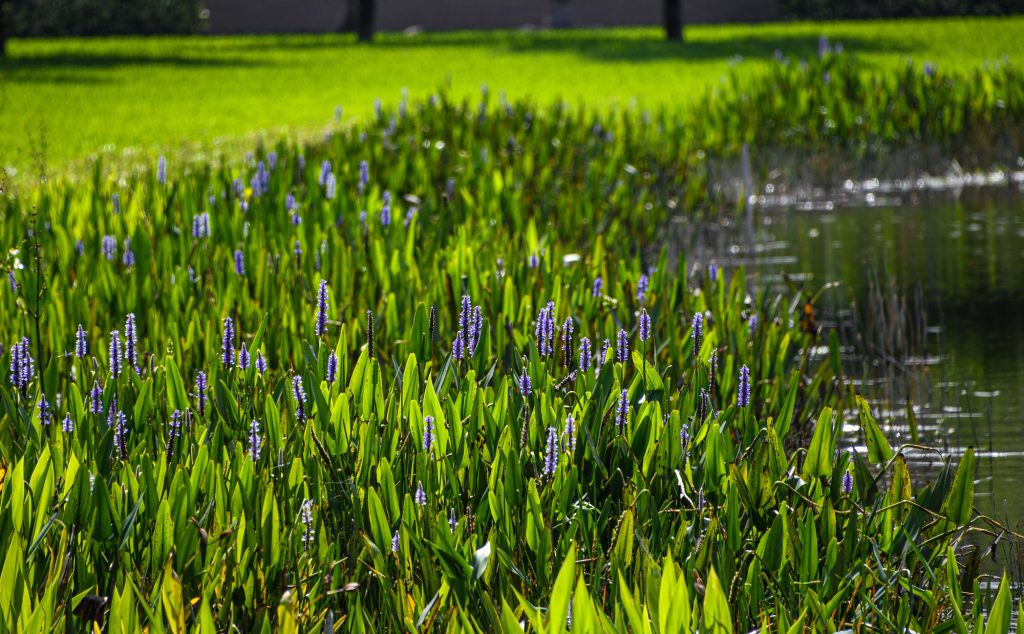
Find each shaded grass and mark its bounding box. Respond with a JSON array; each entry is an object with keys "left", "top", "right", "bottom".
[{"left": 1, "top": 16, "right": 1023, "bottom": 174}]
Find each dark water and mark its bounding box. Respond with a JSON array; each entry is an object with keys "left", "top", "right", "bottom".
[{"left": 680, "top": 185, "right": 1024, "bottom": 550}]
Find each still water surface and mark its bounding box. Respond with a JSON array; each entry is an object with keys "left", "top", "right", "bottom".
[{"left": 684, "top": 186, "right": 1024, "bottom": 539}]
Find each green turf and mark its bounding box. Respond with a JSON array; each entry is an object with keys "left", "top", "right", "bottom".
[{"left": 1, "top": 16, "right": 1022, "bottom": 174}]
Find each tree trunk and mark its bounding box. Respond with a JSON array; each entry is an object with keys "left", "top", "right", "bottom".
[
  {"left": 663, "top": 0, "right": 683, "bottom": 42},
  {"left": 0, "top": 2, "right": 7, "bottom": 58},
  {"left": 356, "top": 0, "right": 375, "bottom": 43}
]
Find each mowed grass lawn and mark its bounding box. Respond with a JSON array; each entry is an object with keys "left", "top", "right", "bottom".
[{"left": 1, "top": 16, "right": 1022, "bottom": 174}]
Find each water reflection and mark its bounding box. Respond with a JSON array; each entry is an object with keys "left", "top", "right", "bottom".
[{"left": 675, "top": 185, "right": 1024, "bottom": 564}]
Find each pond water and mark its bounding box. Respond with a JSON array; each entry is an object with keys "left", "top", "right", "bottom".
[{"left": 677, "top": 184, "right": 1024, "bottom": 569}]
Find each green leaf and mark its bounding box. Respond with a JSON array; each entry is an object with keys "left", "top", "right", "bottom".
[
  {"left": 984, "top": 574, "right": 1011, "bottom": 634},
  {"left": 857, "top": 396, "right": 894, "bottom": 464},
  {"left": 702, "top": 567, "right": 733, "bottom": 634},
  {"left": 547, "top": 544, "right": 574, "bottom": 633},
  {"left": 472, "top": 541, "right": 491, "bottom": 582},
  {"left": 802, "top": 406, "right": 834, "bottom": 478},
  {"left": 366, "top": 488, "right": 390, "bottom": 554},
  {"left": 941, "top": 448, "right": 976, "bottom": 526}
]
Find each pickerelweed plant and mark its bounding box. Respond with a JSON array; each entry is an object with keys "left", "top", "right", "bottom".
[{"left": 0, "top": 52, "right": 1020, "bottom": 633}]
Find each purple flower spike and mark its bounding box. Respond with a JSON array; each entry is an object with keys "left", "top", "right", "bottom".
[
  {"left": 358, "top": 160, "right": 369, "bottom": 197},
  {"left": 114, "top": 410, "right": 128, "bottom": 459},
  {"left": 535, "top": 301, "right": 556, "bottom": 358},
  {"left": 469, "top": 306, "right": 483, "bottom": 357},
  {"left": 423, "top": 415, "right": 435, "bottom": 453},
  {"left": 112, "top": 193, "right": 121, "bottom": 215},
  {"left": 543, "top": 426, "right": 558, "bottom": 478},
  {"left": 75, "top": 324, "right": 88, "bottom": 358},
  {"left": 638, "top": 308, "right": 651, "bottom": 342},
  {"left": 109, "top": 330, "right": 123, "bottom": 378},
  {"left": 62, "top": 413, "right": 74, "bottom": 433},
  {"left": 381, "top": 190, "right": 392, "bottom": 227},
  {"left": 414, "top": 481, "right": 427, "bottom": 507},
  {"left": 195, "top": 371, "right": 208, "bottom": 416},
  {"left": 578, "top": 337, "right": 592, "bottom": 373},
  {"left": 38, "top": 394, "right": 51, "bottom": 426},
  {"left": 748, "top": 314, "right": 758, "bottom": 338},
  {"left": 842, "top": 470, "right": 854, "bottom": 495},
  {"left": 520, "top": 372, "right": 532, "bottom": 397},
  {"left": 560, "top": 317, "right": 574, "bottom": 366},
  {"left": 234, "top": 249, "right": 245, "bottom": 276},
  {"left": 315, "top": 280, "right": 329, "bottom": 337},
  {"left": 325, "top": 173, "right": 337, "bottom": 200},
  {"left": 452, "top": 331, "right": 465, "bottom": 361},
  {"left": 592, "top": 276, "right": 602, "bottom": 298},
  {"left": 90, "top": 381, "right": 103, "bottom": 414},
  {"left": 636, "top": 274, "right": 649, "bottom": 304},
  {"left": 222, "top": 317, "right": 235, "bottom": 367},
  {"left": 737, "top": 365, "right": 751, "bottom": 408},
  {"left": 157, "top": 156, "right": 167, "bottom": 184},
  {"left": 300, "top": 499, "right": 314, "bottom": 549},
  {"left": 102, "top": 235, "right": 117, "bottom": 261},
  {"left": 166, "top": 410, "right": 182, "bottom": 460},
  {"left": 326, "top": 351, "right": 338, "bottom": 384},
  {"left": 122, "top": 238, "right": 135, "bottom": 267},
  {"left": 691, "top": 313, "right": 703, "bottom": 359},
  {"left": 391, "top": 530, "right": 400, "bottom": 553},
  {"left": 616, "top": 388, "right": 629, "bottom": 433},
  {"left": 292, "top": 375, "right": 307, "bottom": 422},
  {"left": 616, "top": 329, "right": 629, "bottom": 363},
  {"left": 249, "top": 419, "right": 261, "bottom": 461},
  {"left": 124, "top": 314, "right": 138, "bottom": 373},
  {"left": 563, "top": 415, "right": 576, "bottom": 452},
  {"left": 319, "top": 160, "right": 331, "bottom": 187},
  {"left": 239, "top": 345, "right": 250, "bottom": 371},
  {"left": 255, "top": 351, "right": 267, "bottom": 375}
]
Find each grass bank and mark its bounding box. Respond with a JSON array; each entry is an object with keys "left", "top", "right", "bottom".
[{"left": 1, "top": 17, "right": 1023, "bottom": 174}]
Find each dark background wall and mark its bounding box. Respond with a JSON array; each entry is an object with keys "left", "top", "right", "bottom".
[{"left": 202, "top": 0, "right": 782, "bottom": 34}]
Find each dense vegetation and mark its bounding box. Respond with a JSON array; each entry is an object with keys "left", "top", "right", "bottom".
[
  {"left": 0, "top": 53, "right": 1021, "bottom": 631},
  {"left": 2, "top": 0, "right": 205, "bottom": 37},
  {"left": 781, "top": 0, "right": 1023, "bottom": 20}
]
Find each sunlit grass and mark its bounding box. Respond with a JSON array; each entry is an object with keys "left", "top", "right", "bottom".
[{"left": 1, "top": 16, "right": 1022, "bottom": 173}]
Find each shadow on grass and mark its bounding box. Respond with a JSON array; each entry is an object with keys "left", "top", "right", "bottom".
[
  {"left": 2, "top": 28, "right": 916, "bottom": 79},
  {"left": 218, "top": 29, "right": 915, "bottom": 63},
  {"left": 0, "top": 50, "right": 259, "bottom": 84}
]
